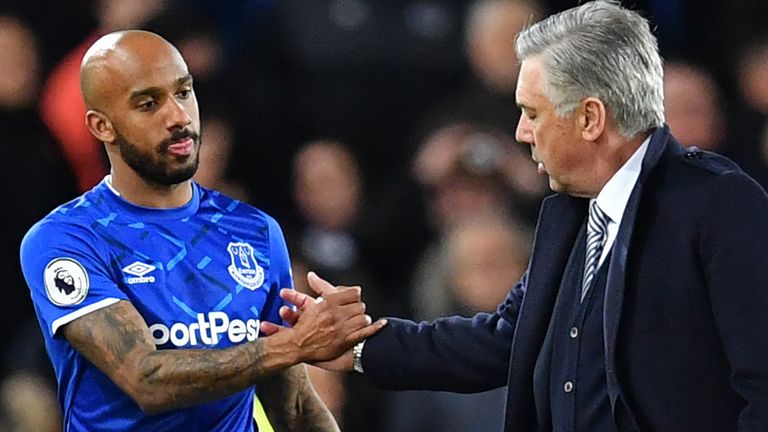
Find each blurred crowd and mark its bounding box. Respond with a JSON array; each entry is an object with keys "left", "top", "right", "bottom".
[{"left": 1, "top": 0, "right": 767, "bottom": 430}]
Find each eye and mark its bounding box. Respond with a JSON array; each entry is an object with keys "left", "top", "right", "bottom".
[
  {"left": 177, "top": 89, "right": 192, "bottom": 100},
  {"left": 138, "top": 100, "right": 157, "bottom": 111},
  {"left": 518, "top": 106, "right": 537, "bottom": 122}
]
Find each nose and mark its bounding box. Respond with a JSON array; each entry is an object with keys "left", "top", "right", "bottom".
[
  {"left": 164, "top": 97, "right": 192, "bottom": 130},
  {"left": 515, "top": 114, "right": 533, "bottom": 146}
]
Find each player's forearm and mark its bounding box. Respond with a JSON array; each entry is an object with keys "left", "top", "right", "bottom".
[
  {"left": 63, "top": 292, "right": 381, "bottom": 415},
  {"left": 131, "top": 330, "right": 306, "bottom": 413},
  {"left": 258, "top": 364, "right": 340, "bottom": 432},
  {"left": 63, "top": 301, "right": 311, "bottom": 414}
]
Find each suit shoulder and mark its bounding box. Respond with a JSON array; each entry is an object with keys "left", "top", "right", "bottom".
[
  {"left": 662, "top": 147, "right": 766, "bottom": 204},
  {"left": 675, "top": 147, "right": 745, "bottom": 178},
  {"left": 658, "top": 145, "right": 761, "bottom": 189},
  {"left": 643, "top": 145, "right": 766, "bottom": 213}
]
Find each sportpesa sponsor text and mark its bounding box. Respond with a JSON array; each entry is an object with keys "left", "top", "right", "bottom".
[{"left": 149, "top": 312, "right": 259, "bottom": 347}]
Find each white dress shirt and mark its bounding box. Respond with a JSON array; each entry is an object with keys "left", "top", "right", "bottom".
[{"left": 592, "top": 136, "right": 650, "bottom": 267}]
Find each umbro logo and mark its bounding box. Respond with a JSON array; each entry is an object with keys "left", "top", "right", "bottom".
[{"left": 123, "top": 261, "right": 157, "bottom": 284}]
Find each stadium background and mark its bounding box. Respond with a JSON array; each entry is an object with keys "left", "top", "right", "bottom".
[{"left": 1, "top": 0, "right": 767, "bottom": 430}]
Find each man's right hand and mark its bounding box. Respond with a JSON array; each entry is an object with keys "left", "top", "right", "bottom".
[{"left": 260, "top": 272, "right": 386, "bottom": 364}]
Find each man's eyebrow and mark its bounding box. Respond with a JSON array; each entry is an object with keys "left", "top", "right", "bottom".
[
  {"left": 516, "top": 102, "right": 533, "bottom": 111},
  {"left": 129, "top": 74, "right": 194, "bottom": 99},
  {"left": 177, "top": 74, "right": 193, "bottom": 85},
  {"left": 130, "top": 87, "right": 162, "bottom": 100}
]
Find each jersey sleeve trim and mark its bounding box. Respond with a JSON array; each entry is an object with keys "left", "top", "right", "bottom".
[{"left": 51, "top": 297, "right": 122, "bottom": 336}]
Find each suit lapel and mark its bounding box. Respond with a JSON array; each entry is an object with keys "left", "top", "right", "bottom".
[
  {"left": 603, "top": 127, "right": 671, "bottom": 410},
  {"left": 505, "top": 193, "right": 587, "bottom": 430}
]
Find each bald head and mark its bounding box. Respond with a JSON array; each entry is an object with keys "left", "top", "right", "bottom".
[{"left": 80, "top": 30, "right": 187, "bottom": 111}]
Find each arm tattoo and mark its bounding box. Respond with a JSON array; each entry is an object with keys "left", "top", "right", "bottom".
[
  {"left": 258, "top": 364, "right": 340, "bottom": 432},
  {"left": 62, "top": 300, "right": 300, "bottom": 414}
]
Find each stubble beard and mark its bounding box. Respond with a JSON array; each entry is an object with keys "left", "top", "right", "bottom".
[{"left": 114, "top": 127, "right": 201, "bottom": 187}]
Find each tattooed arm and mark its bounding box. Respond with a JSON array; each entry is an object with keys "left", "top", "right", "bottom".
[
  {"left": 258, "top": 364, "right": 339, "bottom": 432},
  {"left": 62, "top": 285, "right": 385, "bottom": 414}
]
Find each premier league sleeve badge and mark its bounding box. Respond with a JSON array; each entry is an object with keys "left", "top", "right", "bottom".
[{"left": 44, "top": 258, "right": 90, "bottom": 306}]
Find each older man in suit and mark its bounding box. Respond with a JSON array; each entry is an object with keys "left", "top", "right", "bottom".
[{"left": 266, "top": 1, "right": 768, "bottom": 430}]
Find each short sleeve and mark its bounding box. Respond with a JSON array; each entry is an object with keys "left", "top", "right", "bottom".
[
  {"left": 262, "top": 215, "right": 293, "bottom": 326},
  {"left": 20, "top": 220, "right": 129, "bottom": 337}
]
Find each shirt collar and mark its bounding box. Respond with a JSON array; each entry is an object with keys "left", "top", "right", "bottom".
[{"left": 594, "top": 136, "right": 650, "bottom": 224}]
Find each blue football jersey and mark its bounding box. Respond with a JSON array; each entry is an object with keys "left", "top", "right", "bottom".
[{"left": 20, "top": 177, "right": 292, "bottom": 432}]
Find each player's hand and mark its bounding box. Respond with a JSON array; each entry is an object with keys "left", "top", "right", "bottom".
[
  {"left": 259, "top": 273, "right": 386, "bottom": 362},
  {"left": 305, "top": 271, "right": 341, "bottom": 297},
  {"left": 261, "top": 271, "right": 376, "bottom": 332},
  {"left": 259, "top": 289, "right": 321, "bottom": 335},
  {"left": 261, "top": 290, "right": 387, "bottom": 343}
]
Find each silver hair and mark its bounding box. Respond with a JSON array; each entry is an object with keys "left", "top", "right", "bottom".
[{"left": 515, "top": 0, "right": 665, "bottom": 137}]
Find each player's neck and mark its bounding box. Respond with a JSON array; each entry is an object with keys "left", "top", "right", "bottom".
[{"left": 107, "top": 172, "right": 193, "bottom": 209}]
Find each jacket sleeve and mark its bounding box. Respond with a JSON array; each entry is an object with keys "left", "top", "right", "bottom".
[
  {"left": 360, "top": 272, "right": 526, "bottom": 393},
  {"left": 700, "top": 172, "right": 768, "bottom": 430}
]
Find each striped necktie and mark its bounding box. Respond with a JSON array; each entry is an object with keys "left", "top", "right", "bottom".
[{"left": 582, "top": 200, "right": 610, "bottom": 301}]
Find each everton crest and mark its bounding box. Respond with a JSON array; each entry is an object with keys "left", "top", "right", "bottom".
[{"left": 226, "top": 242, "right": 265, "bottom": 290}]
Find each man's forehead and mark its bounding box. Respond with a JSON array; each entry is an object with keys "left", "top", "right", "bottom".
[
  {"left": 112, "top": 39, "right": 187, "bottom": 80},
  {"left": 122, "top": 58, "right": 190, "bottom": 92},
  {"left": 516, "top": 58, "right": 545, "bottom": 102}
]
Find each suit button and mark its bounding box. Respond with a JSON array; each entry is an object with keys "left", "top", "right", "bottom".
[
  {"left": 685, "top": 146, "right": 702, "bottom": 159},
  {"left": 564, "top": 381, "right": 574, "bottom": 393},
  {"left": 569, "top": 327, "right": 578, "bottom": 338}
]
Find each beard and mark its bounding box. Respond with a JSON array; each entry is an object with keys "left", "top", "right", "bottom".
[{"left": 114, "top": 126, "right": 201, "bottom": 186}]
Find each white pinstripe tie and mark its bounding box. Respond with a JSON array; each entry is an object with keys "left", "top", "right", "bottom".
[{"left": 582, "top": 201, "right": 610, "bottom": 301}]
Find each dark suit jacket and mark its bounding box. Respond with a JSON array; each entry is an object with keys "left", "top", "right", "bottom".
[{"left": 363, "top": 127, "right": 768, "bottom": 431}]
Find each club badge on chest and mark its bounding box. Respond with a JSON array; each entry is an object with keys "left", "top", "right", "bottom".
[{"left": 226, "top": 242, "right": 265, "bottom": 290}]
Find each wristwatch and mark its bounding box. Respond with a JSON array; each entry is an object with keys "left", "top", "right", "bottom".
[{"left": 352, "top": 340, "right": 366, "bottom": 374}]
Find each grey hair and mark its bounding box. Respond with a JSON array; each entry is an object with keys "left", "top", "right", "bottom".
[{"left": 515, "top": 0, "right": 664, "bottom": 137}]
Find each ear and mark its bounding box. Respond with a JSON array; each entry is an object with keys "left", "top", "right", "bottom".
[
  {"left": 85, "top": 109, "right": 115, "bottom": 144},
  {"left": 578, "top": 97, "right": 606, "bottom": 141}
]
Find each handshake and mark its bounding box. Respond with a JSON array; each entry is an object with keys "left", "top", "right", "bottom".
[{"left": 259, "top": 272, "right": 386, "bottom": 371}]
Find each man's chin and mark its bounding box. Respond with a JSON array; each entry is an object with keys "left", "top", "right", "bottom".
[
  {"left": 549, "top": 179, "right": 594, "bottom": 198},
  {"left": 548, "top": 177, "right": 563, "bottom": 193},
  {"left": 167, "top": 168, "right": 198, "bottom": 185},
  {"left": 166, "top": 157, "right": 200, "bottom": 184},
  {"left": 150, "top": 163, "right": 198, "bottom": 186}
]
